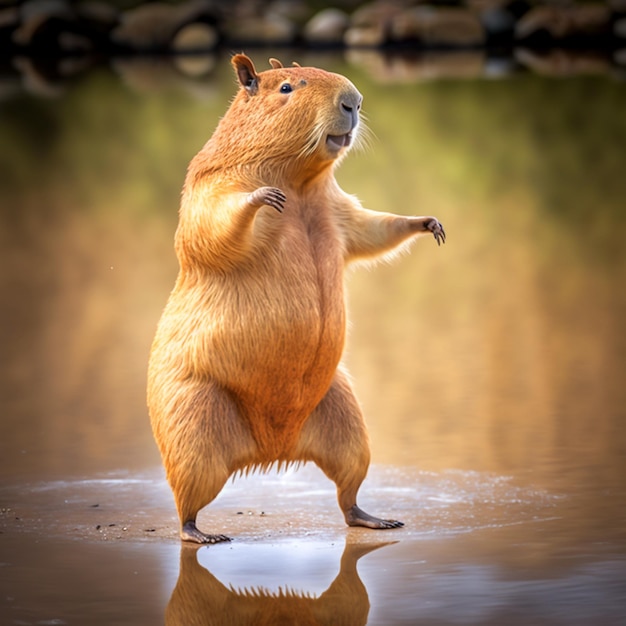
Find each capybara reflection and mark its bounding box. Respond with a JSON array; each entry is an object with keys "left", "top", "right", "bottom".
[
  {"left": 147, "top": 54, "right": 445, "bottom": 543},
  {"left": 166, "top": 542, "right": 391, "bottom": 626}
]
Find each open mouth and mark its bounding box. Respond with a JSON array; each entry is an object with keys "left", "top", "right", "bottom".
[{"left": 326, "top": 132, "right": 352, "bottom": 151}]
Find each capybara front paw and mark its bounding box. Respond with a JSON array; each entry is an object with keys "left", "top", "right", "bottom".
[
  {"left": 248, "top": 186, "right": 286, "bottom": 213},
  {"left": 181, "top": 520, "right": 232, "bottom": 544},
  {"left": 425, "top": 218, "right": 446, "bottom": 246}
]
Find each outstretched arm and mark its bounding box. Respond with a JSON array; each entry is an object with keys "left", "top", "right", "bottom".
[{"left": 340, "top": 204, "right": 446, "bottom": 263}]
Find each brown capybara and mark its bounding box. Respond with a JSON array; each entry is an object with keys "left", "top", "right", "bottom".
[{"left": 147, "top": 54, "right": 445, "bottom": 544}]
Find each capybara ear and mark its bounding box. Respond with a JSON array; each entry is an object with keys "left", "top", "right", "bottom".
[
  {"left": 232, "top": 54, "right": 259, "bottom": 95},
  {"left": 269, "top": 58, "right": 283, "bottom": 69}
]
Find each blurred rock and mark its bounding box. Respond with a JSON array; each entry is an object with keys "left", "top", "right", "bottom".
[
  {"left": 268, "top": 0, "right": 312, "bottom": 26},
  {"left": 76, "top": 1, "right": 119, "bottom": 29},
  {"left": 614, "top": 17, "right": 626, "bottom": 39},
  {"left": 479, "top": 5, "right": 517, "bottom": 40},
  {"left": 171, "top": 22, "right": 218, "bottom": 52},
  {"left": 391, "top": 6, "right": 485, "bottom": 47},
  {"left": 346, "top": 49, "right": 485, "bottom": 82},
  {"left": 515, "top": 48, "right": 609, "bottom": 76},
  {"left": 11, "top": 54, "right": 89, "bottom": 98},
  {"left": 0, "top": 5, "right": 19, "bottom": 52},
  {"left": 1, "top": 0, "right": 623, "bottom": 62},
  {"left": 112, "top": 56, "right": 219, "bottom": 100},
  {"left": 515, "top": 5, "right": 611, "bottom": 42},
  {"left": 344, "top": 24, "right": 386, "bottom": 46},
  {"left": 111, "top": 3, "right": 184, "bottom": 50},
  {"left": 225, "top": 12, "right": 296, "bottom": 44},
  {"left": 112, "top": 1, "right": 219, "bottom": 52},
  {"left": 19, "top": 0, "right": 72, "bottom": 25},
  {"left": 344, "top": 1, "right": 405, "bottom": 47},
  {"left": 607, "top": 0, "right": 626, "bottom": 12},
  {"left": 0, "top": 5, "right": 19, "bottom": 31},
  {"left": 13, "top": 56, "right": 65, "bottom": 97},
  {"left": 303, "top": 8, "right": 350, "bottom": 44},
  {"left": 173, "top": 53, "right": 218, "bottom": 78},
  {"left": 13, "top": 0, "right": 74, "bottom": 48}
]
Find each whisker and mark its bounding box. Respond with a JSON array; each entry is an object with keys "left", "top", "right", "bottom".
[{"left": 354, "top": 118, "right": 376, "bottom": 153}]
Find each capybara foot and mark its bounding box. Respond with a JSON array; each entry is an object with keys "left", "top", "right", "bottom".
[
  {"left": 181, "top": 520, "right": 232, "bottom": 544},
  {"left": 345, "top": 505, "right": 404, "bottom": 530}
]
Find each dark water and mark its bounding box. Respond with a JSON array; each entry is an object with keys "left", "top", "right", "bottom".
[{"left": 1, "top": 51, "right": 625, "bottom": 625}]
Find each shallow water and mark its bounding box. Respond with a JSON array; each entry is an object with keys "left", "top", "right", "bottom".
[{"left": 1, "top": 51, "right": 625, "bottom": 624}]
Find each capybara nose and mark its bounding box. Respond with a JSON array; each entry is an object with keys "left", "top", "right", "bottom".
[{"left": 340, "top": 91, "right": 362, "bottom": 129}]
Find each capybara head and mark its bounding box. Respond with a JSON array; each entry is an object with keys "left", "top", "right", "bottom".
[{"left": 199, "top": 54, "right": 364, "bottom": 177}]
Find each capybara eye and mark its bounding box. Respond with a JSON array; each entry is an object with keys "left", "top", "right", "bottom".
[{"left": 280, "top": 83, "right": 293, "bottom": 94}]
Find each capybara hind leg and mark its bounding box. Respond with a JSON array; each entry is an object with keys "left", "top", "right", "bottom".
[
  {"left": 295, "top": 369, "right": 404, "bottom": 530},
  {"left": 170, "top": 453, "right": 233, "bottom": 544},
  {"left": 158, "top": 383, "right": 257, "bottom": 544}
]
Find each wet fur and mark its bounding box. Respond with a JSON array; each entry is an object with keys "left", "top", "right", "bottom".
[{"left": 147, "top": 54, "right": 445, "bottom": 542}]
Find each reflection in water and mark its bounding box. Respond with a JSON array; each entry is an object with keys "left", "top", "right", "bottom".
[{"left": 166, "top": 541, "right": 387, "bottom": 626}]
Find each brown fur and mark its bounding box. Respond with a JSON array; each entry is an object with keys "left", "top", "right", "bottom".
[{"left": 147, "top": 54, "right": 445, "bottom": 543}]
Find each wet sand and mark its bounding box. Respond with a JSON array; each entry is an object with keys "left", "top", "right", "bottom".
[{"left": 2, "top": 464, "right": 624, "bottom": 625}]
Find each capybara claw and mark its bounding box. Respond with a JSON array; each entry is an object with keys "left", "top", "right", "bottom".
[
  {"left": 426, "top": 218, "right": 446, "bottom": 246},
  {"left": 381, "top": 519, "right": 404, "bottom": 529},
  {"left": 249, "top": 186, "right": 286, "bottom": 213}
]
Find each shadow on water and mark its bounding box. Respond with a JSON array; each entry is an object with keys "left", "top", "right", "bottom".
[{"left": 1, "top": 49, "right": 626, "bottom": 624}]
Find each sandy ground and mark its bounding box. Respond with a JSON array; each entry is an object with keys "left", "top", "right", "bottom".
[
  {"left": 0, "top": 464, "right": 555, "bottom": 544},
  {"left": 1, "top": 465, "right": 625, "bottom": 625}
]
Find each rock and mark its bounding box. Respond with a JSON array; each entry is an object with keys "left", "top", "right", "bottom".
[
  {"left": 344, "top": 1, "right": 405, "bottom": 47},
  {"left": 225, "top": 13, "right": 296, "bottom": 45},
  {"left": 390, "top": 6, "right": 486, "bottom": 47},
  {"left": 75, "top": 1, "right": 119, "bottom": 49},
  {"left": 76, "top": 1, "right": 119, "bottom": 29},
  {"left": 303, "top": 8, "right": 350, "bottom": 44},
  {"left": 19, "top": 0, "right": 72, "bottom": 24},
  {"left": 515, "top": 48, "right": 609, "bottom": 76},
  {"left": 13, "top": 56, "right": 64, "bottom": 97},
  {"left": 173, "top": 53, "right": 218, "bottom": 78},
  {"left": 515, "top": 5, "right": 611, "bottom": 42},
  {"left": 480, "top": 5, "right": 517, "bottom": 38},
  {"left": 614, "top": 17, "right": 626, "bottom": 39},
  {"left": 0, "top": 6, "right": 19, "bottom": 30},
  {"left": 607, "top": 0, "right": 626, "bottom": 12},
  {"left": 171, "top": 22, "right": 218, "bottom": 52},
  {"left": 13, "top": 0, "right": 74, "bottom": 47},
  {"left": 267, "top": 0, "right": 311, "bottom": 25},
  {"left": 111, "top": 3, "right": 183, "bottom": 50},
  {"left": 344, "top": 24, "right": 387, "bottom": 47},
  {"left": 57, "top": 31, "right": 92, "bottom": 52},
  {"left": 111, "top": 1, "right": 219, "bottom": 51},
  {"left": 346, "top": 48, "right": 485, "bottom": 82},
  {"left": 0, "top": 5, "right": 19, "bottom": 52}
]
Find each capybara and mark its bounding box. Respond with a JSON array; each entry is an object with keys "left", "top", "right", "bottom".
[{"left": 147, "top": 54, "right": 445, "bottom": 543}]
